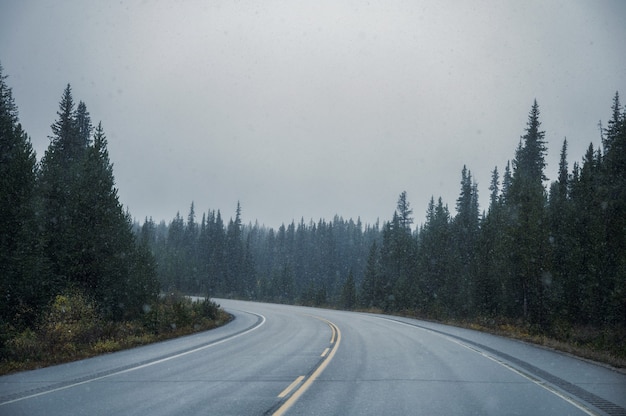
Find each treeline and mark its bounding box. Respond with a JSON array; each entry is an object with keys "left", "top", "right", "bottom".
[
  {"left": 139, "top": 206, "right": 381, "bottom": 305},
  {"left": 1, "top": 64, "right": 160, "bottom": 355},
  {"left": 143, "top": 96, "right": 626, "bottom": 334}
]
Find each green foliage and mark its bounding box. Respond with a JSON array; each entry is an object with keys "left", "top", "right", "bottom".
[
  {"left": 0, "top": 63, "right": 43, "bottom": 332},
  {"left": 340, "top": 272, "right": 357, "bottom": 310},
  {"left": 36, "top": 86, "right": 159, "bottom": 320},
  {"left": 1, "top": 291, "right": 227, "bottom": 374},
  {"left": 0, "top": 71, "right": 162, "bottom": 365}
]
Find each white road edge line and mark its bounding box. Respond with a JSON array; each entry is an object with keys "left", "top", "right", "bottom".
[
  {"left": 379, "top": 317, "right": 599, "bottom": 416},
  {"left": 0, "top": 311, "right": 266, "bottom": 406}
]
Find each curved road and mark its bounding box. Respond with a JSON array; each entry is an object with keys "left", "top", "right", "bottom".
[{"left": 1, "top": 299, "right": 625, "bottom": 415}]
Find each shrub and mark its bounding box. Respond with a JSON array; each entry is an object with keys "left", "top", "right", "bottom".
[{"left": 40, "top": 290, "right": 104, "bottom": 352}]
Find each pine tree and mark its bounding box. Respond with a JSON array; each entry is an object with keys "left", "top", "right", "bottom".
[
  {"left": 0, "top": 63, "right": 42, "bottom": 332},
  {"left": 507, "top": 100, "right": 550, "bottom": 326},
  {"left": 451, "top": 166, "right": 480, "bottom": 316},
  {"left": 488, "top": 166, "right": 500, "bottom": 211},
  {"left": 340, "top": 271, "right": 357, "bottom": 310},
  {"left": 360, "top": 241, "right": 383, "bottom": 309},
  {"left": 569, "top": 143, "right": 606, "bottom": 324},
  {"left": 600, "top": 93, "right": 626, "bottom": 325},
  {"left": 39, "top": 88, "right": 158, "bottom": 318},
  {"left": 603, "top": 92, "right": 621, "bottom": 155},
  {"left": 477, "top": 165, "right": 510, "bottom": 316},
  {"left": 38, "top": 84, "right": 86, "bottom": 298},
  {"left": 75, "top": 101, "right": 92, "bottom": 148},
  {"left": 396, "top": 190, "right": 413, "bottom": 231},
  {"left": 377, "top": 194, "right": 418, "bottom": 311},
  {"left": 416, "top": 197, "right": 453, "bottom": 317},
  {"left": 547, "top": 138, "right": 575, "bottom": 323},
  {"left": 83, "top": 123, "right": 158, "bottom": 317},
  {"left": 225, "top": 202, "right": 245, "bottom": 295}
]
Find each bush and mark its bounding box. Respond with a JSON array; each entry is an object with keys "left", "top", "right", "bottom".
[
  {"left": 5, "top": 328, "right": 42, "bottom": 361},
  {"left": 0, "top": 291, "right": 230, "bottom": 375},
  {"left": 141, "top": 292, "right": 223, "bottom": 334},
  {"left": 40, "top": 290, "right": 104, "bottom": 352}
]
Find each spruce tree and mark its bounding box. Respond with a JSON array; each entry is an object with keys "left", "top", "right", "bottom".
[
  {"left": 38, "top": 84, "right": 86, "bottom": 298},
  {"left": 39, "top": 88, "right": 158, "bottom": 318},
  {"left": 82, "top": 123, "right": 158, "bottom": 317},
  {"left": 0, "top": 64, "right": 42, "bottom": 332},
  {"left": 507, "top": 100, "right": 550, "bottom": 326},
  {"left": 339, "top": 271, "right": 356, "bottom": 310},
  {"left": 547, "top": 139, "right": 576, "bottom": 322},
  {"left": 451, "top": 166, "right": 480, "bottom": 316},
  {"left": 600, "top": 93, "right": 626, "bottom": 325},
  {"left": 416, "top": 197, "right": 453, "bottom": 317},
  {"left": 360, "top": 241, "right": 383, "bottom": 309}
]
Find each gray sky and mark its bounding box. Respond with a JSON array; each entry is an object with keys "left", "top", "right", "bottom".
[{"left": 1, "top": 1, "right": 625, "bottom": 229}]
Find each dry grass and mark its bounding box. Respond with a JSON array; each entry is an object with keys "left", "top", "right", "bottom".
[
  {"left": 0, "top": 292, "right": 231, "bottom": 376},
  {"left": 451, "top": 317, "right": 626, "bottom": 370}
]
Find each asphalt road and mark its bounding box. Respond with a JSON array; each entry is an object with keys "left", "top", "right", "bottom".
[{"left": 1, "top": 299, "right": 625, "bottom": 415}]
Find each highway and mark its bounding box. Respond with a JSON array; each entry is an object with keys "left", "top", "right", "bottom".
[{"left": 1, "top": 299, "right": 625, "bottom": 415}]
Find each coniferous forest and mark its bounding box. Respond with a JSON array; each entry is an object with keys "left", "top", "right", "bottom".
[
  {"left": 1, "top": 66, "right": 225, "bottom": 371},
  {"left": 1, "top": 61, "right": 625, "bottom": 366},
  {"left": 144, "top": 98, "right": 626, "bottom": 329}
]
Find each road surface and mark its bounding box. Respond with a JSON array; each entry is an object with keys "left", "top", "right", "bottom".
[{"left": 1, "top": 299, "right": 625, "bottom": 415}]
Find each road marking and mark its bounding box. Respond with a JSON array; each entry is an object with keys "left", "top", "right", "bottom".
[
  {"left": 321, "top": 348, "right": 329, "bottom": 357},
  {"left": 272, "top": 318, "right": 341, "bottom": 416},
  {"left": 278, "top": 376, "right": 305, "bottom": 398},
  {"left": 451, "top": 340, "right": 599, "bottom": 416},
  {"left": 0, "top": 310, "right": 266, "bottom": 406},
  {"left": 378, "top": 316, "right": 599, "bottom": 416}
]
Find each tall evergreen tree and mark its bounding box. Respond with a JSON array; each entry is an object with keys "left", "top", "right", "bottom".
[
  {"left": 600, "top": 93, "right": 626, "bottom": 325},
  {"left": 39, "top": 88, "right": 158, "bottom": 318},
  {"left": 360, "top": 241, "right": 383, "bottom": 309},
  {"left": 547, "top": 139, "right": 576, "bottom": 322},
  {"left": 0, "top": 64, "right": 42, "bottom": 332},
  {"left": 451, "top": 166, "right": 480, "bottom": 316},
  {"left": 340, "top": 271, "right": 357, "bottom": 310},
  {"left": 38, "top": 84, "right": 86, "bottom": 298},
  {"left": 507, "top": 100, "right": 550, "bottom": 326},
  {"left": 82, "top": 123, "right": 158, "bottom": 317},
  {"left": 396, "top": 191, "right": 414, "bottom": 231},
  {"left": 416, "top": 197, "right": 453, "bottom": 317},
  {"left": 477, "top": 165, "right": 510, "bottom": 316}
]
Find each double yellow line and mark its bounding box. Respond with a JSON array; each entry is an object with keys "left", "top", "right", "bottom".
[{"left": 272, "top": 317, "right": 341, "bottom": 416}]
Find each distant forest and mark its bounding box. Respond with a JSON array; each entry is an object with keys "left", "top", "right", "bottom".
[
  {"left": 140, "top": 96, "right": 626, "bottom": 333},
  {"left": 1, "top": 58, "right": 625, "bottom": 358}
]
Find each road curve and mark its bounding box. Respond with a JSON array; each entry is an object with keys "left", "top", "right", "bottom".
[{"left": 1, "top": 299, "right": 625, "bottom": 415}]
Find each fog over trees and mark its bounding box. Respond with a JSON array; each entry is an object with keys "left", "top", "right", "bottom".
[
  {"left": 142, "top": 94, "right": 626, "bottom": 334},
  {"left": 1, "top": 62, "right": 625, "bottom": 360}
]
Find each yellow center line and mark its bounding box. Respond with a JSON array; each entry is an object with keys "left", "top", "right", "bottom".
[
  {"left": 321, "top": 348, "right": 330, "bottom": 357},
  {"left": 272, "top": 318, "right": 341, "bottom": 416},
  {"left": 329, "top": 322, "right": 336, "bottom": 344},
  {"left": 278, "top": 375, "right": 305, "bottom": 398}
]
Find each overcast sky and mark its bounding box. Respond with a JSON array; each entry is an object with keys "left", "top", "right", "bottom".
[{"left": 1, "top": 1, "right": 625, "bottom": 229}]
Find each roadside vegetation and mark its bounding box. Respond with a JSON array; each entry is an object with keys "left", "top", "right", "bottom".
[
  {"left": 467, "top": 319, "right": 626, "bottom": 370},
  {"left": 419, "top": 312, "right": 626, "bottom": 370},
  {"left": 0, "top": 291, "right": 230, "bottom": 375}
]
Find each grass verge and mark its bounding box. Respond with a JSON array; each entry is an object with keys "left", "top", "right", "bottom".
[
  {"left": 358, "top": 307, "right": 626, "bottom": 370},
  {"left": 456, "top": 318, "right": 626, "bottom": 370},
  {"left": 0, "top": 291, "right": 231, "bottom": 376}
]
